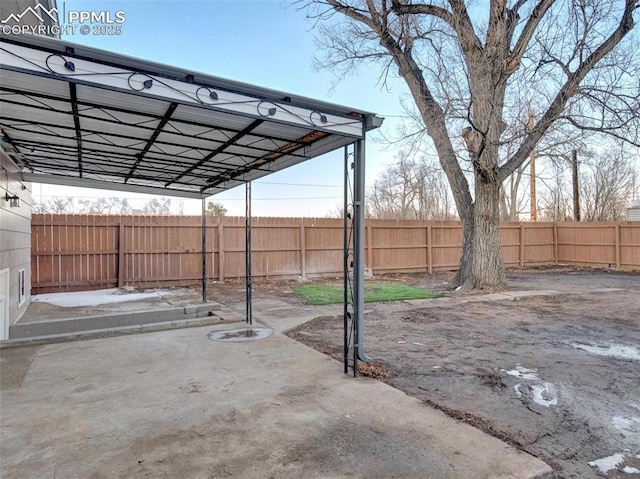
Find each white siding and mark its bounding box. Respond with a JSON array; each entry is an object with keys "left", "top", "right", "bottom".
[
  {"left": 0, "top": 150, "right": 31, "bottom": 325},
  {"left": 628, "top": 207, "right": 640, "bottom": 221}
]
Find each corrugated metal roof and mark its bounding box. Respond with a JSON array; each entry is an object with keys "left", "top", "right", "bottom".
[{"left": 0, "top": 34, "right": 383, "bottom": 198}]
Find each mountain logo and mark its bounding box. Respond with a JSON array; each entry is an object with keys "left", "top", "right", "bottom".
[{"left": 1, "top": 3, "right": 59, "bottom": 25}]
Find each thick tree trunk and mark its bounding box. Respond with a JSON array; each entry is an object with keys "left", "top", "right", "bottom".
[
  {"left": 452, "top": 204, "right": 473, "bottom": 288},
  {"left": 465, "top": 176, "right": 506, "bottom": 291}
]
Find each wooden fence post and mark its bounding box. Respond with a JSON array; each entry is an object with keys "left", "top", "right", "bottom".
[
  {"left": 300, "top": 223, "right": 306, "bottom": 279},
  {"left": 553, "top": 224, "right": 558, "bottom": 264},
  {"left": 615, "top": 223, "right": 621, "bottom": 270},
  {"left": 427, "top": 225, "right": 433, "bottom": 274},
  {"left": 367, "top": 224, "right": 373, "bottom": 274},
  {"left": 519, "top": 223, "right": 525, "bottom": 268},
  {"left": 218, "top": 222, "right": 225, "bottom": 281},
  {"left": 118, "top": 220, "right": 125, "bottom": 288}
]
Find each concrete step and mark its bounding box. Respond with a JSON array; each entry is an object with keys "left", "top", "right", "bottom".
[{"left": 8, "top": 302, "right": 231, "bottom": 340}]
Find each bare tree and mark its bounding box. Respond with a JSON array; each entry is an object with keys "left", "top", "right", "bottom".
[
  {"left": 176, "top": 200, "right": 185, "bottom": 215},
  {"left": 503, "top": 122, "right": 596, "bottom": 220},
  {"left": 368, "top": 152, "right": 454, "bottom": 219},
  {"left": 297, "top": 0, "right": 640, "bottom": 290},
  {"left": 206, "top": 200, "right": 227, "bottom": 216},
  {"left": 369, "top": 155, "right": 420, "bottom": 219},
  {"left": 539, "top": 170, "right": 573, "bottom": 221},
  {"left": 79, "top": 197, "right": 131, "bottom": 214},
  {"left": 500, "top": 162, "right": 529, "bottom": 221},
  {"left": 534, "top": 138, "right": 639, "bottom": 221},
  {"left": 581, "top": 150, "right": 638, "bottom": 221},
  {"left": 33, "top": 196, "right": 75, "bottom": 213},
  {"left": 325, "top": 204, "right": 345, "bottom": 218},
  {"left": 143, "top": 198, "right": 172, "bottom": 215}
]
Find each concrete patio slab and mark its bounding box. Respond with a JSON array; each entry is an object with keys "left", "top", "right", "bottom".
[
  {"left": 1, "top": 324, "right": 552, "bottom": 479},
  {"left": 466, "top": 290, "right": 563, "bottom": 302},
  {"left": 467, "top": 293, "right": 514, "bottom": 302},
  {"left": 504, "top": 290, "right": 560, "bottom": 298},
  {"left": 249, "top": 298, "right": 339, "bottom": 333},
  {"left": 10, "top": 303, "right": 225, "bottom": 339},
  {"left": 8, "top": 287, "right": 243, "bottom": 343},
  {"left": 403, "top": 296, "right": 457, "bottom": 307}
]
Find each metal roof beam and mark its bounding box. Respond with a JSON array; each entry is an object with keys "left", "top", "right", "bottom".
[
  {"left": 125, "top": 102, "right": 178, "bottom": 183},
  {"left": 166, "top": 119, "right": 263, "bottom": 187},
  {"left": 205, "top": 130, "right": 328, "bottom": 190},
  {"left": 69, "top": 83, "right": 83, "bottom": 177},
  {"left": 0, "top": 127, "right": 32, "bottom": 171}
]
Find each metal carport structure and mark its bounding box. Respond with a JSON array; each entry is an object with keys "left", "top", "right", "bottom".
[{"left": 0, "top": 34, "right": 382, "bottom": 372}]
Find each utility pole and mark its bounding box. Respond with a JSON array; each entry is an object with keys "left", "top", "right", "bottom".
[
  {"left": 572, "top": 149, "right": 581, "bottom": 221},
  {"left": 529, "top": 111, "right": 537, "bottom": 222}
]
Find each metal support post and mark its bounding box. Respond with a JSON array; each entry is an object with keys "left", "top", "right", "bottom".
[
  {"left": 572, "top": 150, "right": 581, "bottom": 221},
  {"left": 343, "top": 146, "right": 349, "bottom": 373},
  {"left": 529, "top": 111, "right": 537, "bottom": 222},
  {"left": 245, "top": 182, "right": 252, "bottom": 324},
  {"left": 201, "top": 197, "right": 207, "bottom": 302},
  {"left": 353, "top": 138, "right": 371, "bottom": 364},
  {"left": 343, "top": 145, "right": 351, "bottom": 375}
]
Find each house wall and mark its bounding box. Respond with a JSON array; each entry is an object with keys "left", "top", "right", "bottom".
[
  {"left": 628, "top": 207, "right": 640, "bottom": 221},
  {"left": 0, "top": 150, "right": 31, "bottom": 325}
]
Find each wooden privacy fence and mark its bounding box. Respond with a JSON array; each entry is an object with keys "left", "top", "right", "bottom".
[{"left": 30, "top": 214, "right": 640, "bottom": 293}]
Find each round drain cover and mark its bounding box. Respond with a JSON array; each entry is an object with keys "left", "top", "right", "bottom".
[{"left": 208, "top": 327, "right": 273, "bottom": 342}]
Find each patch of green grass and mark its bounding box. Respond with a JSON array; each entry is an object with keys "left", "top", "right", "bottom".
[{"left": 292, "top": 282, "right": 441, "bottom": 305}]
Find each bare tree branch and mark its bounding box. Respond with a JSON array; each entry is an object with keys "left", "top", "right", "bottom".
[
  {"left": 500, "top": 0, "right": 639, "bottom": 180},
  {"left": 505, "top": 0, "right": 555, "bottom": 74}
]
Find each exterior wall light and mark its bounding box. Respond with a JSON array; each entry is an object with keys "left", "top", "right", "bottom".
[{"left": 4, "top": 193, "right": 20, "bottom": 207}]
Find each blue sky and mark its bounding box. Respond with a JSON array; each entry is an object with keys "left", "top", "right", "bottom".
[{"left": 35, "top": 0, "right": 410, "bottom": 216}]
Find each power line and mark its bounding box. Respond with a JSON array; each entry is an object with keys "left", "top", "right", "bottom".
[
  {"left": 209, "top": 196, "right": 342, "bottom": 201},
  {"left": 254, "top": 181, "right": 341, "bottom": 188},
  {"left": 35, "top": 194, "right": 342, "bottom": 201}
]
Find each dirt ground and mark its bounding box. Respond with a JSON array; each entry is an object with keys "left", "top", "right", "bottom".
[
  {"left": 282, "top": 268, "right": 640, "bottom": 479},
  {"left": 14, "top": 268, "right": 637, "bottom": 478}
]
